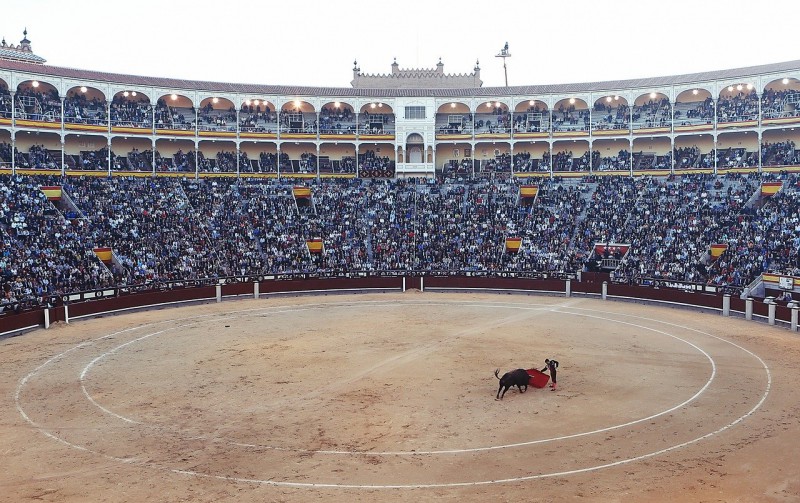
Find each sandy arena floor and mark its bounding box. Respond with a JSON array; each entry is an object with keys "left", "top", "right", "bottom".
[{"left": 2, "top": 292, "right": 800, "bottom": 502}]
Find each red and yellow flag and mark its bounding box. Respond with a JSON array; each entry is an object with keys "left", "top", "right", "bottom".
[
  {"left": 306, "top": 239, "right": 324, "bottom": 254},
  {"left": 505, "top": 237, "right": 522, "bottom": 253},
  {"left": 293, "top": 186, "right": 311, "bottom": 198},
  {"left": 710, "top": 243, "right": 728, "bottom": 259},
  {"left": 519, "top": 185, "right": 538, "bottom": 198},
  {"left": 93, "top": 247, "right": 113, "bottom": 263},
  {"left": 761, "top": 182, "right": 782, "bottom": 197},
  {"left": 40, "top": 186, "right": 62, "bottom": 200}
]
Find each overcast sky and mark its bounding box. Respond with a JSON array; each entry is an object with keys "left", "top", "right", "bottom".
[{"left": 4, "top": 0, "right": 800, "bottom": 89}]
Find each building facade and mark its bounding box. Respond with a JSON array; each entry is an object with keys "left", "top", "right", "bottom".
[{"left": 2, "top": 53, "right": 800, "bottom": 179}]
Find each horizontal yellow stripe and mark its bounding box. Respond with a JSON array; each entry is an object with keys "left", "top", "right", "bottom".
[
  {"left": 633, "top": 127, "right": 670, "bottom": 135},
  {"left": 239, "top": 133, "right": 278, "bottom": 139},
  {"left": 16, "top": 119, "right": 61, "bottom": 129},
  {"left": 155, "top": 129, "right": 195, "bottom": 136},
  {"left": 512, "top": 132, "right": 549, "bottom": 139},
  {"left": 64, "top": 124, "right": 107, "bottom": 132},
  {"left": 111, "top": 126, "right": 152, "bottom": 134},
  {"left": 198, "top": 131, "right": 236, "bottom": 138}
]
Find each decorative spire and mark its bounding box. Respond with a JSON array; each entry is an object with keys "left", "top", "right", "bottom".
[
  {"left": 474, "top": 59, "right": 480, "bottom": 71},
  {"left": 0, "top": 28, "right": 45, "bottom": 63},
  {"left": 353, "top": 59, "right": 359, "bottom": 72}
]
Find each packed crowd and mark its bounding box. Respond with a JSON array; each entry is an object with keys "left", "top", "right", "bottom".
[
  {"left": 319, "top": 106, "right": 356, "bottom": 135},
  {"left": 14, "top": 89, "right": 61, "bottom": 122},
  {"left": 8, "top": 84, "right": 800, "bottom": 137},
  {"left": 762, "top": 89, "right": 800, "bottom": 119},
  {"left": 717, "top": 90, "right": 760, "bottom": 123},
  {"left": 1, "top": 175, "right": 116, "bottom": 310},
  {"left": 358, "top": 150, "right": 394, "bottom": 178},
  {"left": 762, "top": 141, "right": 799, "bottom": 166},
  {"left": 1, "top": 171, "right": 798, "bottom": 311},
  {"left": 110, "top": 96, "right": 152, "bottom": 128},
  {"left": 63, "top": 94, "right": 107, "bottom": 125}
]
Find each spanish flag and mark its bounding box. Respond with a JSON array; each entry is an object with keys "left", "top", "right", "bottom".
[
  {"left": 40, "top": 186, "right": 62, "bottom": 200},
  {"left": 505, "top": 237, "right": 522, "bottom": 253},
  {"left": 93, "top": 247, "right": 113, "bottom": 264},
  {"left": 519, "top": 185, "right": 538, "bottom": 198},
  {"left": 761, "top": 182, "right": 782, "bottom": 197},
  {"left": 293, "top": 186, "right": 311, "bottom": 199},
  {"left": 306, "top": 238, "right": 324, "bottom": 254},
  {"left": 710, "top": 243, "right": 728, "bottom": 260}
]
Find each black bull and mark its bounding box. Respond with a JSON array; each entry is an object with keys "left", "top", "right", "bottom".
[{"left": 494, "top": 368, "right": 530, "bottom": 400}]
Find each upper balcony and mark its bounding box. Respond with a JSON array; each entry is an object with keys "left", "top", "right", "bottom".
[{"left": 2, "top": 58, "right": 800, "bottom": 142}]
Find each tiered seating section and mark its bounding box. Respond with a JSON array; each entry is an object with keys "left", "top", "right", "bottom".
[{"left": 2, "top": 173, "right": 798, "bottom": 311}]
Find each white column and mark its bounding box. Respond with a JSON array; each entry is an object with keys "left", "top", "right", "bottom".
[
  {"left": 236, "top": 141, "right": 241, "bottom": 177},
  {"left": 757, "top": 129, "right": 762, "bottom": 173},
  {"left": 216, "top": 284, "right": 222, "bottom": 303},
  {"left": 722, "top": 294, "right": 731, "bottom": 317},
  {"left": 713, "top": 136, "right": 718, "bottom": 175},
  {"left": 767, "top": 299, "right": 776, "bottom": 326},
  {"left": 565, "top": 279, "right": 571, "bottom": 298},
  {"left": 60, "top": 97, "right": 65, "bottom": 175},
  {"left": 10, "top": 90, "right": 15, "bottom": 129},
  {"left": 10, "top": 130, "right": 15, "bottom": 175},
  {"left": 602, "top": 281, "right": 608, "bottom": 300},
  {"left": 151, "top": 138, "right": 157, "bottom": 175},
  {"left": 630, "top": 136, "right": 636, "bottom": 175},
  {"left": 745, "top": 297, "right": 753, "bottom": 321},
  {"left": 791, "top": 303, "right": 798, "bottom": 332},
  {"left": 254, "top": 281, "right": 259, "bottom": 299},
  {"left": 44, "top": 307, "right": 50, "bottom": 329},
  {"left": 60, "top": 138, "right": 65, "bottom": 176},
  {"left": 757, "top": 89, "right": 762, "bottom": 173},
  {"left": 670, "top": 135, "right": 675, "bottom": 174}
]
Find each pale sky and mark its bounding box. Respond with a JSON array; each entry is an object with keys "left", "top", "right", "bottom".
[{"left": 4, "top": 0, "right": 800, "bottom": 89}]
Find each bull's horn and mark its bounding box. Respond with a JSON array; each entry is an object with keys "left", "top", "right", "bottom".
[{"left": 494, "top": 369, "right": 500, "bottom": 379}]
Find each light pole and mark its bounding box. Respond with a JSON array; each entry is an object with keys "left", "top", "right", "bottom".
[{"left": 496, "top": 42, "right": 511, "bottom": 87}]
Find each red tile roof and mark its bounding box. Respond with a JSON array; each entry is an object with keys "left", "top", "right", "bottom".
[{"left": 1, "top": 58, "right": 800, "bottom": 97}]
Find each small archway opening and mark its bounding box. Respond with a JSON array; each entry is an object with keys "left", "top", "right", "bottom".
[{"left": 406, "top": 133, "right": 424, "bottom": 163}]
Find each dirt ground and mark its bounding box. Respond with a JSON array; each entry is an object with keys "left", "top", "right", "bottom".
[{"left": 1, "top": 292, "right": 800, "bottom": 503}]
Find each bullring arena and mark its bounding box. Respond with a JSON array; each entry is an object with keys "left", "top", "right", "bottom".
[
  {"left": 2, "top": 289, "right": 800, "bottom": 502},
  {"left": 3, "top": 17, "right": 800, "bottom": 502}
]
